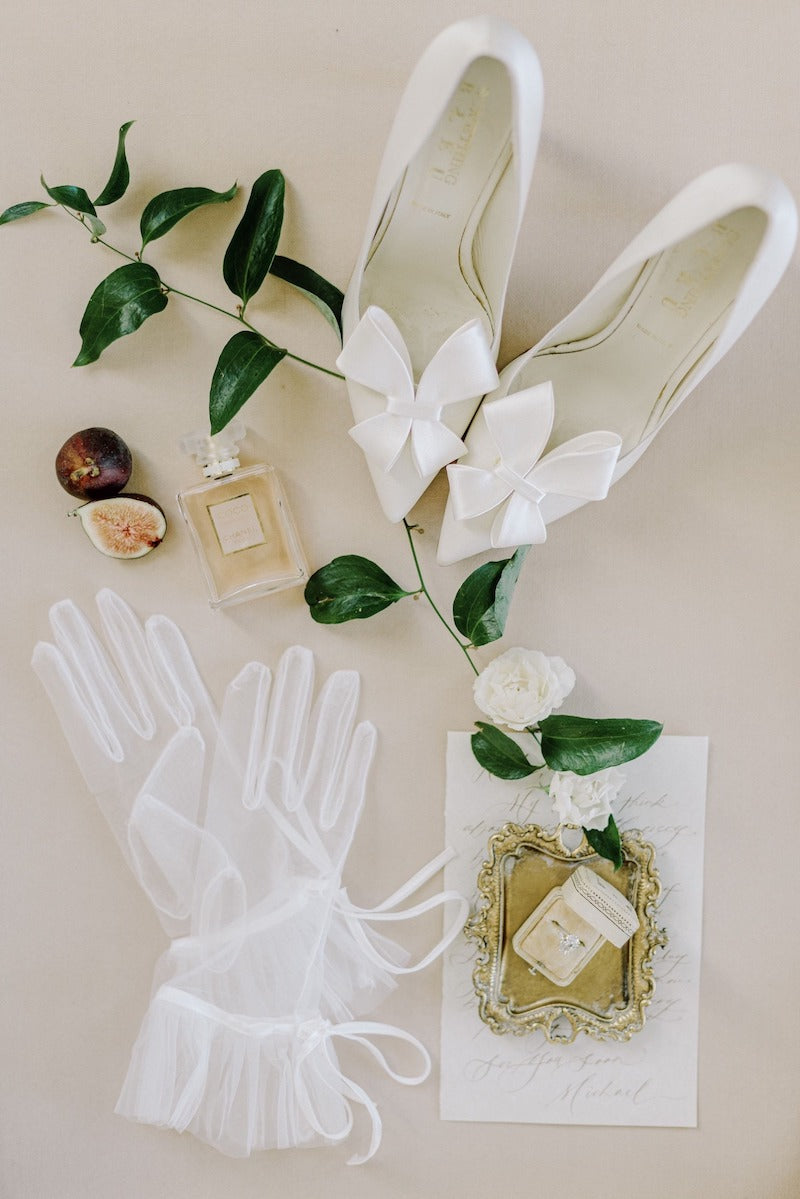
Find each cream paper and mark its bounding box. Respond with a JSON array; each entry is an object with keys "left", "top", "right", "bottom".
[{"left": 440, "top": 734, "right": 708, "bottom": 1126}]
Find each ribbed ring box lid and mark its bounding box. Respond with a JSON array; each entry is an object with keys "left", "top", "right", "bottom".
[{"left": 562, "top": 865, "right": 639, "bottom": 948}]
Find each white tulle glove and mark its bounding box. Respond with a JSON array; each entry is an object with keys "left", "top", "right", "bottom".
[
  {"left": 31, "top": 589, "right": 219, "bottom": 938},
  {"left": 33, "top": 593, "right": 466, "bottom": 1162},
  {"left": 118, "top": 647, "right": 465, "bottom": 1161}
]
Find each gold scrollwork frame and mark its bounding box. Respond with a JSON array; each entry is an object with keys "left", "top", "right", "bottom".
[{"left": 465, "top": 823, "right": 667, "bottom": 1044}]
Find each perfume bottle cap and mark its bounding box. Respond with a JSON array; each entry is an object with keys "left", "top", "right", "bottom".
[
  {"left": 562, "top": 865, "right": 639, "bottom": 948},
  {"left": 181, "top": 418, "right": 247, "bottom": 479}
]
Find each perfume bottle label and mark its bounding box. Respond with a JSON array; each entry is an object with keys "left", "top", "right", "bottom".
[{"left": 207, "top": 492, "right": 267, "bottom": 555}]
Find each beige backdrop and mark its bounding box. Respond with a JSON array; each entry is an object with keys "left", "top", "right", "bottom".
[{"left": 2, "top": 2, "right": 798, "bottom": 1196}]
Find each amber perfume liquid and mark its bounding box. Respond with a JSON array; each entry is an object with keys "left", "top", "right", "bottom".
[{"left": 178, "top": 464, "right": 307, "bottom": 609}]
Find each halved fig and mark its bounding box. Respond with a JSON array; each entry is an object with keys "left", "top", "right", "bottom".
[
  {"left": 55, "top": 427, "right": 133, "bottom": 499},
  {"left": 75, "top": 493, "right": 166, "bottom": 559}
]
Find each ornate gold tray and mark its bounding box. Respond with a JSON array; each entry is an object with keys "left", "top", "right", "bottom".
[{"left": 466, "top": 823, "right": 666, "bottom": 1043}]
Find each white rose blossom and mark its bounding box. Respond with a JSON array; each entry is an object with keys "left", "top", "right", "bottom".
[
  {"left": 548, "top": 767, "right": 626, "bottom": 831},
  {"left": 473, "top": 647, "right": 576, "bottom": 731}
]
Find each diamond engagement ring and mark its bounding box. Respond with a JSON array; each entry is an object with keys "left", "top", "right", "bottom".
[{"left": 551, "top": 919, "right": 584, "bottom": 955}]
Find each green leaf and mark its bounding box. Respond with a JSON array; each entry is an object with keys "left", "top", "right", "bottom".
[
  {"left": 470, "top": 722, "right": 537, "bottom": 780},
  {"left": 0, "top": 201, "right": 51, "bottom": 225},
  {"left": 94, "top": 120, "right": 134, "bottom": 206},
  {"left": 41, "top": 178, "right": 96, "bottom": 215},
  {"left": 40, "top": 178, "right": 105, "bottom": 236},
  {"left": 305, "top": 555, "right": 413, "bottom": 624},
  {"left": 209, "top": 331, "right": 286, "bottom": 435},
  {"left": 269, "top": 254, "right": 343, "bottom": 340},
  {"left": 139, "top": 183, "right": 237, "bottom": 249},
  {"left": 223, "top": 169, "right": 284, "bottom": 309},
  {"left": 539, "top": 716, "right": 663, "bottom": 776},
  {"left": 73, "top": 262, "right": 168, "bottom": 366},
  {"left": 452, "top": 546, "right": 529, "bottom": 647},
  {"left": 583, "top": 814, "right": 623, "bottom": 870}
]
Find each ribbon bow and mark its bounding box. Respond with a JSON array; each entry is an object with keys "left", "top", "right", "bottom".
[
  {"left": 294, "top": 1016, "right": 431, "bottom": 1165},
  {"left": 447, "top": 381, "right": 622, "bottom": 547},
  {"left": 337, "top": 306, "right": 499, "bottom": 478}
]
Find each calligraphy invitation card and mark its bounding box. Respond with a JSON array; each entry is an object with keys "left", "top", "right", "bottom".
[{"left": 440, "top": 735, "right": 708, "bottom": 1126}]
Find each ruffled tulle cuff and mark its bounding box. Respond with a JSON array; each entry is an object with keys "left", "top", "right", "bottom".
[
  {"left": 116, "top": 987, "right": 344, "bottom": 1156},
  {"left": 116, "top": 985, "right": 431, "bottom": 1163}
]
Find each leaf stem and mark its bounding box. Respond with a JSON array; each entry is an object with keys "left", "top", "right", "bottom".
[
  {"left": 67, "top": 210, "right": 138, "bottom": 262},
  {"left": 403, "top": 520, "right": 479, "bottom": 676},
  {"left": 163, "top": 282, "right": 263, "bottom": 329},
  {"left": 283, "top": 350, "right": 344, "bottom": 380},
  {"left": 66, "top": 210, "right": 344, "bottom": 380}
]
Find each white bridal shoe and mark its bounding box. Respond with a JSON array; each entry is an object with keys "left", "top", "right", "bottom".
[
  {"left": 438, "top": 163, "right": 797, "bottom": 564},
  {"left": 338, "top": 16, "right": 543, "bottom": 523}
]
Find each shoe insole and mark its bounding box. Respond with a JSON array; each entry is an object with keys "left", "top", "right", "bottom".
[
  {"left": 361, "top": 56, "right": 513, "bottom": 373},
  {"left": 512, "top": 206, "right": 768, "bottom": 456}
]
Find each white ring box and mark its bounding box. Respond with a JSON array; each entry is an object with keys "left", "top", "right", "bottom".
[{"left": 511, "top": 864, "right": 640, "bottom": 987}]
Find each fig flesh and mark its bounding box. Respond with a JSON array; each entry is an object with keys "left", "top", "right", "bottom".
[
  {"left": 76, "top": 493, "right": 166, "bottom": 559},
  {"left": 56, "top": 427, "right": 132, "bottom": 499}
]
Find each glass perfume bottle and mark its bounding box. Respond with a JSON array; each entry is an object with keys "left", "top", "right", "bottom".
[{"left": 177, "top": 419, "right": 307, "bottom": 610}]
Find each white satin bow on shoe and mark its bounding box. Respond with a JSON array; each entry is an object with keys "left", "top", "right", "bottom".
[
  {"left": 340, "top": 306, "right": 498, "bottom": 477},
  {"left": 438, "top": 162, "right": 797, "bottom": 564},
  {"left": 339, "top": 16, "right": 543, "bottom": 522},
  {"left": 446, "top": 382, "right": 621, "bottom": 554}
]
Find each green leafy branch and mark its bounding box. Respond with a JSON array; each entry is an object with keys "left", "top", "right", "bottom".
[
  {"left": 305, "top": 523, "right": 662, "bottom": 868},
  {"left": 305, "top": 521, "right": 529, "bottom": 670},
  {"left": 1, "top": 122, "right": 345, "bottom": 434}
]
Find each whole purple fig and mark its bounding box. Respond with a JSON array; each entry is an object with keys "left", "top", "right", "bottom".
[{"left": 55, "top": 427, "right": 133, "bottom": 499}]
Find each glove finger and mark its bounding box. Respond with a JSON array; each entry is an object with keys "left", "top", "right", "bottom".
[
  {"left": 259, "top": 646, "right": 315, "bottom": 812},
  {"left": 138, "top": 724, "right": 207, "bottom": 829},
  {"left": 96, "top": 588, "right": 172, "bottom": 732},
  {"left": 128, "top": 727, "right": 207, "bottom": 922},
  {"left": 144, "top": 613, "right": 218, "bottom": 742},
  {"left": 105, "top": 725, "right": 206, "bottom": 885},
  {"left": 323, "top": 719, "right": 377, "bottom": 868},
  {"left": 129, "top": 793, "right": 205, "bottom": 926},
  {"left": 210, "top": 661, "right": 272, "bottom": 815},
  {"left": 206, "top": 662, "right": 287, "bottom": 888},
  {"left": 130, "top": 726, "right": 248, "bottom": 955},
  {"left": 47, "top": 596, "right": 155, "bottom": 745},
  {"left": 31, "top": 639, "right": 123, "bottom": 790},
  {"left": 300, "top": 670, "right": 360, "bottom": 831}
]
